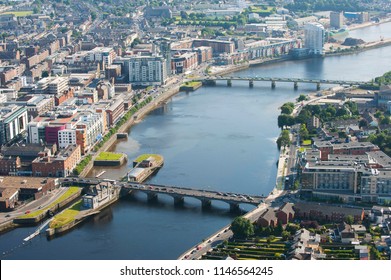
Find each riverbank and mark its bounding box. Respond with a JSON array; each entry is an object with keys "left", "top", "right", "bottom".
[
  {"left": 325, "top": 37, "right": 391, "bottom": 57},
  {"left": 81, "top": 81, "right": 182, "bottom": 178},
  {"left": 348, "top": 17, "right": 391, "bottom": 31}
]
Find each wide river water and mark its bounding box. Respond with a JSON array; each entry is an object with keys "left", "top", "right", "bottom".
[{"left": 2, "top": 23, "right": 391, "bottom": 260}]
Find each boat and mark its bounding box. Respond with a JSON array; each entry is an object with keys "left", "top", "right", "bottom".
[{"left": 95, "top": 170, "right": 106, "bottom": 178}]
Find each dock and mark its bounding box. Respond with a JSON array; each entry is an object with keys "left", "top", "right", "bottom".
[{"left": 23, "top": 218, "right": 52, "bottom": 242}]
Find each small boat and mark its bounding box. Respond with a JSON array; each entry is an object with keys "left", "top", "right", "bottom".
[{"left": 95, "top": 170, "right": 106, "bottom": 178}]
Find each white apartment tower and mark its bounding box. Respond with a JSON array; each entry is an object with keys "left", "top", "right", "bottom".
[
  {"left": 128, "top": 55, "right": 168, "bottom": 86},
  {"left": 304, "top": 22, "right": 325, "bottom": 55}
]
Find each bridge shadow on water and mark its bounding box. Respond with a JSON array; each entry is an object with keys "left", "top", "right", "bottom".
[{"left": 121, "top": 193, "right": 247, "bottom": 218}]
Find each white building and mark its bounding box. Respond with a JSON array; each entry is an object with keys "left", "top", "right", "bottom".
[
  {"left": 304, "top": 22, "right": 325, "bottom": 55},
  {"left": 58, "top": 125, "right": 77, "bottom": 149},
  {"left": 0, "top": 105, "right": 28, "bottom": 145},
  {"left": 27, "top": 121, "right": 49, "bottom": 144},
  {"left": 0, "top": 88, "right": 18, "bottom": 101},
  {"left": 35, "top": 77, "right": 68, "bottom": 95},
  {"left": 128, "top": 54, "right": 168, "bottom": 86},
  {"left": 87, "top": 47, "right": 117, "bottom": 67}
]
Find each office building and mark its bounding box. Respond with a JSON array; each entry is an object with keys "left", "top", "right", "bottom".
[{"left": 330, "top": 11, "right": 344, "bottom": 29}]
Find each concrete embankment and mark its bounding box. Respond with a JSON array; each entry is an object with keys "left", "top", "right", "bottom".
[
  {"left": 13, "top": 189, "right": 82, "bottom": 225},
  {"left": 81, "top": 84, "right": 181, "bottom": 177},
  {"left": 0, "top": 220, "right": 17, "bottom": 233},
  {"left": 47, "top": 188, "right": 120, "bottom": 237}
]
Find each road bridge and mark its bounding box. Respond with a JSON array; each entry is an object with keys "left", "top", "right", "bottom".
[
  {"left": 60, "top": 178, "right": 264, "bottom": 212},
  {"left": 198, "top": 76, "right": 369, "bottom": 90}
]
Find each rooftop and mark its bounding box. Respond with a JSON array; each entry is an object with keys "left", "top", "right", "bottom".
[{"left": 0, "top": 176, "right": 54, "bottom": 190}]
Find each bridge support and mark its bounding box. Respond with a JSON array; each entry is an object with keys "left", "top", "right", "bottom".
[
  {"left": 174, "top": 196, "right": 184, "bottom": 206},
  {"left": 316, "top": 82, "right": 321, "bottom": 91},
  {"left": 271, "top": 80, "right": 276, "bottom": 89},
  {"left": 293, "top": 82, "right": 298, "bottom": 90},
  {"left": 203, "top": 79, "right": 216, "bottom": 86},
  {"left": 229, "top": 203, "right": 240, "bottom": 212},
  {"left": 227, "top": 79, "right": 232, "bottom": 87},
  {"left": 147, "top": 193, "right": 158, "bottom": 202},
  {"left": 249, "top": 80, "right": 254, "bottom": 88},
  {"left": 201, "top": 199, "right": 212, "bottom": 209}
]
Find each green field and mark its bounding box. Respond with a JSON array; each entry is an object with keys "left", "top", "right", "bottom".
[
  {"left": 95, "top": 152, "right": 124, "bottom": 161},
  {"left": 19, "top": 187, "right": 81, "bottom": 219},
  {"left": 49, "top": 200, "right": 83, "bottom": 229},
  {"left": 134, "top": 154, "right": 163, "bottom": 163},
  {"left": 1, "top": 10, "right": 33, "bottom": 17},
  {"left": 302, "top": 140, "right": 312, "bottom": 146}
]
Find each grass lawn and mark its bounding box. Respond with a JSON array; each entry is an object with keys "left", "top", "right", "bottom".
[
  {"left": 302, "top": 140, "right": 312, "bottom": 146},
  {"left": 299, "top": 147, "right": 307, "bottom": 153},
  {"left": 18, "top": 186, "right": 81, "bottom": 219},
  {"left": 134, "top": 154, "right": 163, "bottom": 163},
  {"left": 1, "top": 10, "right": 33, "bottom": 17},
  {"left": 49, "top": 200, "right": 83, "bottom": 229},
  {"left": 95, "top": 152, "right": 124, "bottom": 161},
  {"left": 181, "top": 81, "right": 202, "bottom": 87}
]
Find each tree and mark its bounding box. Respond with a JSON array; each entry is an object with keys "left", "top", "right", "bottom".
[
  {"left": 297, "top": 94, "right": 307, "bottom": 102},
  {"left": 281, "top": 230, "right": 291, "bottom": 241},
  {"left": 275, "top": 222, "right": 283, "bottom": 235},
  {"left": 345, "top": 215, "right": 354, "bottom": 225},
  {"left": 280, "top": 102, "right": 294, "bottom": 115},
  {"left": 277, "top": 114, "right": 295, "bottom": 128},
  {"left": 230, "top": 216, "right": 254, "bottom": 239},
  {"left": 267, "top": 235, "right": 275, "bottom": 244},
  {"left": 359, "top": 119, "right": 368, "bottom": 128},
  {"left": 299, "top": 124, "right": 309, "bottom": 140},
  {"left": 180, "top": 11, "right": 188, "bottom": 20},
  {"left": 277, "top": 129, "right": 291, "bottom": 150}
]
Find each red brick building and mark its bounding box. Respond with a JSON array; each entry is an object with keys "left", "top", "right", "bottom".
[
  {"left": 0, "top": 155, "right": 21, "bottom": 175},
  {"left": 32, "top": 145, "right": 81, "bottom": 177}
]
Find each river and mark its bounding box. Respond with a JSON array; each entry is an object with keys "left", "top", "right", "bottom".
[{"left": 2, "top": 27, "right": 391, "bottom": 260}]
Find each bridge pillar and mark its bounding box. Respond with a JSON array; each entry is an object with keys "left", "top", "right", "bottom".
[
  {"left": 174, "top": 196, "right": 184, "bottom": 206},
  {"left": 249, "top": 80, "right": 254, "bottom": 88},
  {"left": 201, "top": 199, "right": 212, "bottom": 209},
  {"left": 316, "top": 82, "right": 321, "bottom": 91},
  {"left": 227, "top": 79, "right": 232, "bottom": 87},
  {"left": 147, "top": 193, "right": 158, "bottom": 202},
  {"left": 271, "top": 80, "right": 276, "bottom": 89},
  {"left": 203, "top": 79, "right": 216, "bottom": 86},
  {"left": 229, "top": 203, "right": 240, "bottom": 213},
  {"left": 293, "top": 82, "right": 298, "bottom": 90}
]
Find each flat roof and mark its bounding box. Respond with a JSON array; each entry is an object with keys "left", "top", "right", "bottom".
[
  {"left": 0, "top": 176, "right": 54, "bottom": 190},
  {"left": 128, "top": 168, "right": 145, "bottom": 178}
]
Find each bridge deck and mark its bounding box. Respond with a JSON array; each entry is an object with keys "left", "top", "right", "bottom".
[
  {"left": 61, "top": 178, "right": 264, "bottom": 206},
  {"left": 121, "top": 183, "right": 264, "bottom": 205},
  {"left": 198, "top": 76, "right": 368, "bottom": 85}
]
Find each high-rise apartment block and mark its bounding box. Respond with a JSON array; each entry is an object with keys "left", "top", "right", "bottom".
[{"left": 304, "top": 22, "right": 325, "bottom": 55}]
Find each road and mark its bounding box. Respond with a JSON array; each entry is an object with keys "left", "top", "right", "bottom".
[
  {"left": 0, "top": 187, "right": 68, "bottom": 224},
  {"left": 179, "top": 189, "right": 287, "bottom": 260}
]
